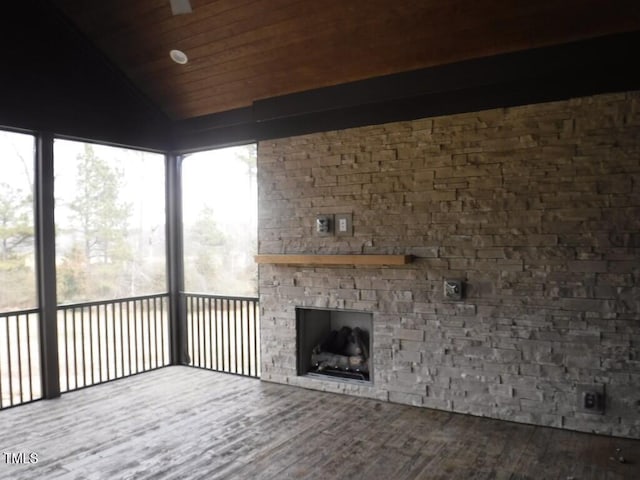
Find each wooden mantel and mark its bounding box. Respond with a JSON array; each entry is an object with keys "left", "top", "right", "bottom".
[{"left": 254, "top": 254, "right": 413, "bottom": 266}]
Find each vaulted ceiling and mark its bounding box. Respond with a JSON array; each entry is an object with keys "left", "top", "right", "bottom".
[{"left": 50, "top": 0, "right": 640, "bottom": 121}]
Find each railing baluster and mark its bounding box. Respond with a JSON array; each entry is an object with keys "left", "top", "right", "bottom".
[
  {"left": 241, "top": 300, "right": 245, "bottom": 375},
  {"left": 134, "top": 300, "right": 140, "bottom": 374},
  {"left": 228, "top": 299, "right": 233, "bottom": 374},
  {"left": 119, "top": 301, "right": 124, "bottom": 378},
  {"left": 201, "top": 296, "right": 206, "bottom": 369},
  {"left": 63, "top": 308, "right": 69, "bottom": 391},
  {"left": 194, "top": 296, "right": 198, "bottom": 367},
  {"left": 139, "top": 298, "right": 144, "bottom": 372},
  {"left": 219, "top": 297, "right": 224, "bottom": 371},
  {"left": 220, "top": 298, "right": 224, "bottom": 372},
  {"left": 190, "top": 295, "right": 196, "bottom": 367},
  {"left": 0, "top": 317, "right": 4, "bottom": 408},
  {"left": 190, "top": 296, "right": 198, "bottom": 368},
  {"left": 103, "top": 304, "right": 109, "bottom": 381},
  {"left": 153, "top": 297, "right": 159, "bottom": 368},
  {"left": 204, "top": 298, "right": 208, "bottom": 368},
  {"left": 199, "top": 297, "right": 205, "bottom": 368},
  {"left": 213, "top": 297, "right": 219, "bottom": 371},
  {"left": 79, "top": 307, "right": 86, "bottom": 387},
  {"left": 185, "top": 295, "right": 190, "bottom": 365},
  {"left": 15, "top": 314, "right": 23, "bottom": 403},
  {"left": 129, "top": 300, "right": 135, "bottom": 374},
  {"left": 26, "top": 313, "right": 33, "bottom": 401},
  {"left": 3, "top": 315, "right": 8, "bottom": 407},
  {"left": 198, "top": 296, "right": 201, "bottom": 367},
  {"left": 111, "top": 302, "right": 117, "bottom": 379},
  {"left": 232, "top": 299, "right": 237, "bottom": 374},
  {"left": 98, "top": 305, "right": 104, "bottom": 383},
  {"left": 254, "top": 298, "right": 259, "bottom": 377},
  {"left": 205, "top": 297, "right": 211, "bottom": 370},
  {"left": 145, "top": 298, "right": 150, "bottom": 371},
  {"left": 196, "top": 295, "right": 200, "bottom": 367},
  {"left": 240, "top": 300, "right": 246, "bottom": 376},
  {"left": 160, "top": 297, "right": 166, "bottom": 365},
  {"left": 72, "top": 308, "right": 79, "bottom": 389},
  {"left": 135, "top": 299, "right": 139, "bottom": 372}
]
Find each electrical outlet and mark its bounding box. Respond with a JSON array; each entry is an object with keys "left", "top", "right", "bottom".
[{"left": 576, "top": 384, "right": 605, "bottom": 414}]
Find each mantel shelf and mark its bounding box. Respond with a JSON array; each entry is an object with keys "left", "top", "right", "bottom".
[{"left": 254, "top": 254, "right": 413, "bottom": 266}]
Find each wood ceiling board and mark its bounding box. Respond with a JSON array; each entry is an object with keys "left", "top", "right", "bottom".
[
  {"left": 104, "top": 0, "right": 299, "bottom": 66},
  {"left": 51, "top": 0, "right": 640, "bottom": 120},
  {"left": 160, "top": 6, "right": 640, "bottom": 117},
  {"left": 138, "top": 6, "right": 400, "bottom": 114},
  {"left": 132, "top": 0, "right": 530, "bottom": 80},
  {"left": 124, "top": 2, "right": 321, "bottom": 85},
  {"left": 140, "top": 3, "right": 539, "bottom": 116},
  {"left": 173, "top": 18, "right": 640, "bottom": 116}
]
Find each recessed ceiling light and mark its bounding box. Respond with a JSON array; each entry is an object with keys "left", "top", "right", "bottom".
[
  {"left": 170, "top": 49, "right": 188, "bottom": 65},
  {"left": 170, "top": 0, "right": 192, "bottom": 15}
]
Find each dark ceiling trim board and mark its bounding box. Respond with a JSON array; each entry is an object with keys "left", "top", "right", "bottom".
[
  {"left": 171, "top": 30, "right": 640, "bottom": 152},
  {"left": 173, "top": 107, "right": 254, "bottom": 134},
  {"left": 174, "top": 123, "right": 257, "bottom": 153},
  {"left": 171, "top": 107, "right": 256, "bottom": 152},
  {"left": 251, "top": 30, "right": 640, "bottom": 122}
]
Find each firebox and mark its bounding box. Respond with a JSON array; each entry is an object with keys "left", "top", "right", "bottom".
[{"left": 296, "top": 308, "right": 373, "bottom": 384}]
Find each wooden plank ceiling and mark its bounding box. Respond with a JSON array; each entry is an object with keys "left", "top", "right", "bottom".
[{"left": 51, "top": 0, "right": 640, "bottom": 120}]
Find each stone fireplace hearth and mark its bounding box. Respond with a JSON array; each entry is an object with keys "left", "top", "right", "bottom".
[{"left": 297, "top": 308, "right": 372, "bottom": 384}]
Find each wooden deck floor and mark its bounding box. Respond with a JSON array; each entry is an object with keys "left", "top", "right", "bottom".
[{"left": 1, "top": 366, "right": 638, "bottom": 480}]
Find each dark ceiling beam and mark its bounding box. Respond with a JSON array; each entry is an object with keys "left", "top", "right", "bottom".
[{"left": 172, "top": 30, "right": 640, "bottom": 152}]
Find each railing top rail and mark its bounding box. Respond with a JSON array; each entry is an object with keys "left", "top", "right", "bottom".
[
  {"left": 57, "top": 292, "right": 169, "bottom": 310},
  {"left": 181, "top": 292, "right": 259, "bottom": 302},
  {"left": 0, "top": 307, "right": 39, "bottom": 317}
]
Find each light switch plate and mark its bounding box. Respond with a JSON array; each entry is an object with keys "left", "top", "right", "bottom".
[{"left": 335, "top": 213, "right": 353, "bottom": 236}]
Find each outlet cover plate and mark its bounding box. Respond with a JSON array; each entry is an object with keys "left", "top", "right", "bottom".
[{"left": 576, "top": 384, "right": 605, "bottom": 414}]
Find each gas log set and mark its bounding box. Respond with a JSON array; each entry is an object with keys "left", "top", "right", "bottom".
[{"left": 310, "top": 326, "right": 370, "bottom": 381}]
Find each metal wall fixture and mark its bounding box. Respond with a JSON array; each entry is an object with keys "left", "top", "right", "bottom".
[
  {"left": 315, "top": 214, "right": 333, "bottom": 236},
  {"left": 444, "top": 279, "right": 463, "bottom": 300}
]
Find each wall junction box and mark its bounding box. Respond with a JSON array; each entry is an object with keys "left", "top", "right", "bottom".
[
  {"left": 443, "top": 279, "right": 463, "bottom": 300},
  {"left": 576, "top": 384, "right": 605, "bottom": 414}
]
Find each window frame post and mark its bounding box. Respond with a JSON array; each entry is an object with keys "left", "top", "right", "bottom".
[
  {"left": 35, "top": 132, "right": 60, "bottom": 399},
  {"left": 166, "top": 152, "right": 188, "bottom": 365}
]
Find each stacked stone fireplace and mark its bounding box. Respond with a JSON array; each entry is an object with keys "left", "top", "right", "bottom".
[{"left": 257, "top": 91, "right": 640, "bottom": 439}]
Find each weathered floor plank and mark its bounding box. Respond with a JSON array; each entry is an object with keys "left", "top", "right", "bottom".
[{"left": 0, "top": 366, "right": 638, "bottom": 479}]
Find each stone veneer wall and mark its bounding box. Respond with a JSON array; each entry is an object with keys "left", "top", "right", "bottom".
[{"left": 257, "top": 91, "right": 640, "bottom": 438}]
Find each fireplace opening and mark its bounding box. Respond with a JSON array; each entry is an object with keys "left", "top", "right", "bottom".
[{"left": 296, "top": 308, "right": 373, "bottom": 384}]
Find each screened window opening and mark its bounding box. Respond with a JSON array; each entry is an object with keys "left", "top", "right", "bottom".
[{"left": 182, "top": 144, "right": 257, "bottom": 297}]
